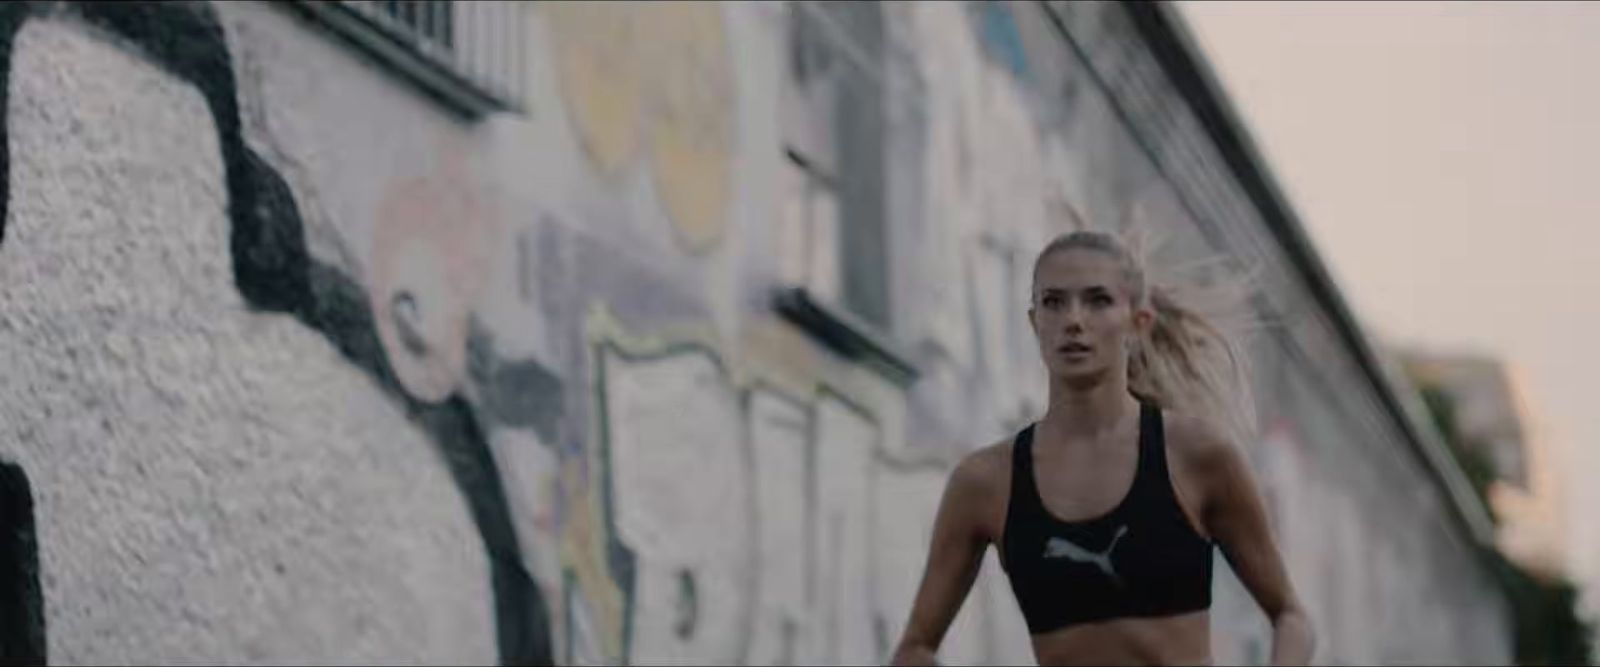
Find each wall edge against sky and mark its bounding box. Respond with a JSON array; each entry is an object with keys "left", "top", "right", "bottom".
[{"left": 1114, "top": 0, "right": 1497, "bottom": 551}]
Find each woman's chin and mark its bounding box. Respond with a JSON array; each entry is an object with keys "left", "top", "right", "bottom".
[{"left": 1049, "top": 363, "right": 1112, "bottom": 385}]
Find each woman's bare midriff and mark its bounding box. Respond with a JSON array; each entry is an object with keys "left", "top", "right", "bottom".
[{"left": 1028, "top": 610, "right": 1212, "bottom": 666}]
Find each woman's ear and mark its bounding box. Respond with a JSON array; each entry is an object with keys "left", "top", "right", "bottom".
[{"left": 1132, "top": 306, "right": 1155, "bottom": 334}]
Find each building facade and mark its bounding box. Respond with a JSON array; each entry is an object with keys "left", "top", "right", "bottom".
[
  {"left": 1402, "top": 350, "right": 1530, "bottom": 489},
  {"left": 0, "top": 1, "right": 1509, "bottom": 664},
  {"left": 1401, "top": 349, "right": 1571, "bottom": 581}
]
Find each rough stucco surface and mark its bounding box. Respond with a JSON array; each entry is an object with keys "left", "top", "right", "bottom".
[
  {"left": 0, "top": 19, "right": 492, "bottom": 664},
  {"left": 0, "top": 2, "right": 1511, "bottom": 665}
]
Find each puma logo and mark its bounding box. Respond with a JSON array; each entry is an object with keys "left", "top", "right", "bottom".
[{"left": 1043, "top": 525, "right": 1129, "bottom": 586}]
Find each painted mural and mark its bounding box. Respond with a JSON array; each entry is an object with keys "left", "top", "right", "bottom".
[
  {"left": 0, "top": 1, "right": 1511, "bottom": 665},
  {"left": 567, "top": 311, "right": 965, "bottom": 665},
  {"left": 542, "top": 1, "right": 733, "bottom": 254}
]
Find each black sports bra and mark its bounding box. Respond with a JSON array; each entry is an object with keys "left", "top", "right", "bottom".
[{"left": 999, "top": 402, "right": 1213, "bottom": 634}]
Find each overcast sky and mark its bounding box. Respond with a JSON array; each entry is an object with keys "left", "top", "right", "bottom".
[{"left": 1176, "top": 0, "right": 1600, "bottom": 614}]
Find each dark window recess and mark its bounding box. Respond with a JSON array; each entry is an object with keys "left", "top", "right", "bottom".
[
  {"left": 785, "top": 1, "right": 891, "bottom": 330},
  {"left": 0, "top": 462, "right": 43, "bottom": 665},
  {"left": 774, "top": 286, "right": 918, "bottom": 387},
  {"left": 779, "top": 2, "right": 916, "bottom": 384}
]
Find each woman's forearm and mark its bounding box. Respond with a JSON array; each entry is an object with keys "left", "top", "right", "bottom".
[
  {"left": 1269, "top": 607, "right": 1315, "bottom": 666},
  {"left": 889, "top": 642, "right": 939, "bottom": 667}
]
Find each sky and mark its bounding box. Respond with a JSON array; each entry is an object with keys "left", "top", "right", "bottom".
[{"left": 1175, "top": 1, "right": 1600, "bottom": 615}]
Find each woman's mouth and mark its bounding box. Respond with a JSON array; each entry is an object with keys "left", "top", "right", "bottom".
[{"left": 1058, "top": 342, "right": 1092, "bottom": 357}]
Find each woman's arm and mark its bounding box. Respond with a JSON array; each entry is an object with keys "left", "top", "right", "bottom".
[
  {"left": 890, "top": 455, "right": 995, "bottom": 666},
  {"left": 1195, "top": 430, "right": 1315, "bottom": 666}
]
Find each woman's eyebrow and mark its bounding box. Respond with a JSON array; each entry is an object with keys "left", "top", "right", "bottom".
[{"left": 1037, "top": 285, "right": 1112, "bottom": 295}]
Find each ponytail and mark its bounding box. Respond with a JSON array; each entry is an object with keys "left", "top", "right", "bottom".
[{"left": 1129, "top": 284, "right": 1258, "bottom": 446}]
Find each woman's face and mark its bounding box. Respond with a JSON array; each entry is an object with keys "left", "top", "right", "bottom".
[{"left": 1029, "top": 248, "right": 1150, "bottom": 382}]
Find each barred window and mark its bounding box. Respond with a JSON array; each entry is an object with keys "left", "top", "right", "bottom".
[
  {"left": 365, "top": 1, "right": 453, "bottom": 50},
  {"left": 293, "top": 0, "right": 525, "bottom": 117}
]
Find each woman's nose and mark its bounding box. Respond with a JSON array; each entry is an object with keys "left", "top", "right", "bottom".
[{"left": 1062, "top": 305, "right": 1085, "bottom": 332}]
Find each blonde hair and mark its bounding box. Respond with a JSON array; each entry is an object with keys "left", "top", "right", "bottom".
[{"left": 1031, "top": 225, "right": 1262, "bottom": 445}]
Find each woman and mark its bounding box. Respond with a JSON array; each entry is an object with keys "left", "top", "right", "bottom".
[{"left": 891, "top": 230, "right": 1314, "bottom": 666}]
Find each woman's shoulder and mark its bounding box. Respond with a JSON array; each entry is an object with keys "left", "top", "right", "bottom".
[
  {"left": 1158, "top": 407, "right": 1250, "bottom": 479},
  {"left": 942, "top": 437, "right": 1017, "bottom": 539},
  {"left": 948, "top": 436, "right": 1016, "bottom": 499},
  {"left": 1159, "top": 408, "right": 1229, "bottom": 445}
]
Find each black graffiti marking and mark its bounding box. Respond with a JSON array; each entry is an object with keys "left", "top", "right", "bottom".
[
  {"left": 516, "top": 228, "right": 535, "bottom": 305},
  {"left": 778, "top": 616, "right": 798, "bottom": 666},
  {"left": 0, "top": 6, "right": 42, "bottom": 664},
  {"left": 0, "top": 0, "right": 26, "bottom": 246},
  {"left": 873, "top": 614, "right": 890, "bottom": 663},
  {"left": 0, "top": 462, "right": 43, "bottom": 666},
  {"left": 391, "top": 291, "right": 430, "bottom": 355},
  {"left": 674, "top": 568, "right": 698, "bottom": 641},
  {"left": 466, "top": 321, "right": 564, "bottom": 445},
  {"left": 0, "top": 2, "right": 554, "bottom": 664}
]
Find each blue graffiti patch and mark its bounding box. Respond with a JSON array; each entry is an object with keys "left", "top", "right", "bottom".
[{"left": 978, "top": 3, "right": 1030, "bottom": 82}]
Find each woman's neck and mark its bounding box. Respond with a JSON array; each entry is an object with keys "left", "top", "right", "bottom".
[{"left": 1040, "top": 371, "right": 1139, "bottom": 440}]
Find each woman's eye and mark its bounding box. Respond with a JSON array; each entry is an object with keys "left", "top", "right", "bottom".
[{"left": 1090, "top": 295, "right": 1113, "bottom": 307}]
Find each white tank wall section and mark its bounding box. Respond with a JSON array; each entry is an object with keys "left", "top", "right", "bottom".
[{"left": 0, "top": 1, "right": 1509, "bottom": 665}]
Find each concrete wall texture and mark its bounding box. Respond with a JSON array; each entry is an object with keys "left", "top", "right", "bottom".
[{"left": 0, "top": 1, "right": 1510, "bottom": 665}]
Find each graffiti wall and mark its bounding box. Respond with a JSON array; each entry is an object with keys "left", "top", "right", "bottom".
[{"left": 0, "top": 1, "right": 1507, "bottom": 665}]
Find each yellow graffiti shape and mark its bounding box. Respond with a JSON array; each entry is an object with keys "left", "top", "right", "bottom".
[
  {"left": 643, "top": 1, "right": 734, "bottom": 255},
  {"left": 559, "top": 453, "right": 628, "bottom": 661},
  {"left": 543, "top": 1, "right": 648, "bottom": 175}
]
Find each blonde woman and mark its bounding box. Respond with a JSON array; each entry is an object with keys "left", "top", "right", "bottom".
[{"left": 891, "top": 231, "right": 1313, "bottom": 666}]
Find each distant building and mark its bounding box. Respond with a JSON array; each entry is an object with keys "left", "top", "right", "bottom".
[
  {"left": 1399, "top": 349, "right": 1569, "bottom": 579},
  {"left": 1400, "top": 350, "right": 1530, "bottom": 488}
]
